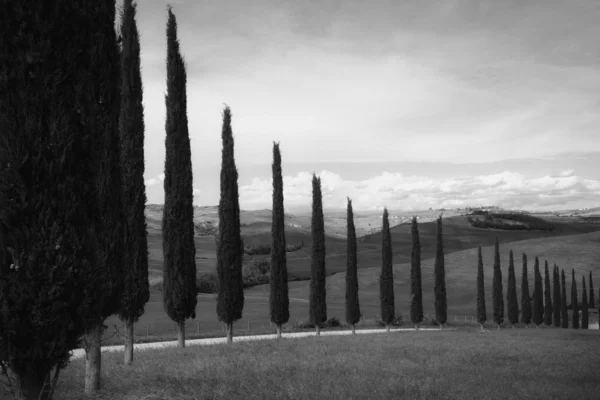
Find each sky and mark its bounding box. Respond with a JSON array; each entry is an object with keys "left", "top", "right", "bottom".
[{"left": 120, "top": 0, "right": 600, "bottom": 212}]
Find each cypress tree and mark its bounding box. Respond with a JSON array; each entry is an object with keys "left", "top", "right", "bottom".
[
  {"left": 433, "top": 215, "right": 447, "bottom": 328},
  {"left": 571, "top": 269, "right": 579, "bottom": 329},
  {"left": 492, "top": 237, "right": 504, "bottom": 329},
  {"left": 118, "top": 0, "right": 150, "bottom": 366},
  {"left": 561, "top": 269, "right": 568, "bottom": 328},
  {"left": 476, "top": 246, "right": 487, "bottom": 331},
  {"left": 216, "top": 106, "right": 244, "bottom": 343},
  {"left": 309, "top": 174, "right": 327, "bottom": 335},
  {"left": 345, "top": 198, "right": 361, "bottom": 334},
  {"left": 543, "top": 261, "right": 553, "bottom": 326},
  {"left": 410, "top": 216, "right": 423, "bottom": 329},
  {"left": 380, "top": 208, "right": 395, "bottom": 332},
  {"left": 270, "top": 142, "right": 289, "bottom": 339},
  {"left": 532, "top": 257, "right": 544, "bottom": 327},
  {"left": 581, "top": 276, "right": 588, "bottom": 329},
  {"left": 163, "top": 7, "right": 197, "bottom": 347},
  {"left": 589, "top": 271, "right": 595, "bottom": 308},
  {"left": 552, "top": 265, "right": 561, "bottom": 327},
  {"left": 520, "top": 253, "right": 532, "bottom": 327},
  {"left": 507, "top": 250, "right": 518, "bottom": 328}
]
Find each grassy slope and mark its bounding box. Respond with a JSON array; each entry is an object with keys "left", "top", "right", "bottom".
[{"left": 56, "top": 329, "right": 600, "bottom": 400}]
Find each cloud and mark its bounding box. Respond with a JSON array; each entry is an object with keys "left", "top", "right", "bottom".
[
  {"left": 239, "top": 170, "right": 600, "bottom": 211},
  {"left": 144, "top": 173, "right": 165, "bottom": 187}
]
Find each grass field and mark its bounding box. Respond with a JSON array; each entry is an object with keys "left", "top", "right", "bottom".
[{"left": 56, "top": 329, "right": 600, "bottom": 399}]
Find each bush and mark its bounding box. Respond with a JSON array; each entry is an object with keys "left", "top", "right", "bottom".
[
  {"left": 376, "top": 316, "right": 405, "bottom": 327},
  {"left": 196, "top": 272, "right": 219, "bottom": 294},
  {"left": 245, "top": 244, "right": 271, "bottom": 255},
  {"left": 467, "top": 213, "right": 554, "bottom": 231}
]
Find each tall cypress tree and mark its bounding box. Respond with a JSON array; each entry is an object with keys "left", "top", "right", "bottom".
[
  {"left": 507, "top": 250, "right": 518, "bottom": 328},
  {"left": 520, "top": 253, "right": 532, "bottom": 327},
  {"left": 581, "top": 276, "right": 589, "bottom": 329},
  {"left": 118, "top": 0, "right": 150, "bottom": 366},
  {"left": 561, "top": 269, "right": 568, "bottom": 328},
  {"left": 532, "top": 257, "right": 544, "bottom": 327},
  {"left": 270, "top": 142, "right": 289, "bottom": 339},
  {"left": 433, "top": 215, "right": 447, "bottom": 328},
  {"left": 309, "top": 174, "right": 327, "bottom": 335},
  {"left": 345, "top": 198, "right": 361, "bottom": 334},
  {"left": 543, "top": 261, "right": 553, "bottom": 326},
  {"left": 476, "top": 246, "right": 487, "bottom": 330},
  {"left": 380, "top": 208, "right": 395, "bottom": 332},
  {"left": 216, "top": 106, "right": 244, "bottom": 343},
  {"left": 163, "top": 7, "right": 197, "bottom": 348},
  {"left": 589, "top": 271, "right": 595, "bottom": 308},
  {"left": 410, "top": 216, "right": 423, "bottom": 329},
  {"left": 552, "top": 265, "right": 561, "bottom": 327},
  {"left": 571, "top": 269, "right": 579, "bottom": 329},
  {"left": 492, "top": 237, "right": 504, "bottom": 329}
]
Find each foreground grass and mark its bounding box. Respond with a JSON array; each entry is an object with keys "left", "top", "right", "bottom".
[{"left": 57, "top": 329, "right": 600, "bottom": 400}]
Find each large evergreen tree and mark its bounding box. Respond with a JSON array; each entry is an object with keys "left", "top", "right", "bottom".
[
  {"left": 581, "top": 276, "right": 589, "bottom": 329},
  {"left": 345, "top": 198, "right": 361, "bottom": 334},
  {"left": 571, "top": 269, "right": 579, "bottom": 329},
  {"left": 492, "top": 237, "right": 504, "bottom": 329},
  {"left": 163, "top": 7, "right": 197, "bottom": 347},
  {"left": 309, "top": 174, "right": 327, "bottom": 335},
  {"left": 561, "top": 269, "right": 568, "bottom": 328},
  {"left": 552, "top": 265, "right": 561, "bottom": 327},
  {"left": 476, "top": 246, "right": 487, "bottom": 330},
  {"left": 380, "top": 208, "right": 395, "bottom": 332},
  {"left": 410, "top": 216, "right": 423, "bottom": 329},
  {"left": 589, "top": 271, "right": 595, "bottom": 308},
  {"left": 270, "top": 142, "right": 289, "bottom": 339},
  {"left": 543, "top": 261, "right": 553, "bottom": 326},
  {"left": 532, "top": 257, "right": 544, "bottom": 327},
  {"left": 520, "top": 253, "right": 532, "bottom": 327},
  {"left": 216, "top": 106, "right": 244, "bottom": 343},
  {"left": 118, "top": 0, "right": 150, "bottom": 366},
  {"left": 507, "top": 250, "right": 518, "bottom": 328},
  {"left": 433, "top": 215, "right": 447, "bottom": 328}
]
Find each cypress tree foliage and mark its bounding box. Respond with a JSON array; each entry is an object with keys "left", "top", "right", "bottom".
[
  {"left": 269, "top": 142, "right": 289, "bottom": 339},
  {"left": 492, "top": 237, "right": 504, "bottom": 329},
  {"left": 163, "top": 7, "right": 197, "bottom": 347},
  {"left": 543, "top": 261, "right": 553, "bottom": 326},
  {"left": 0, "top": 1, "right": 120, "bottom": 397},
  {"left": 410, "top": 217, "right": 424, "bottom": 329},
  {"left": 216, "top": 106, "right": 244, "bottom": 343},
  {"left": 552, "top": 265, "right": 561, "bottom": 327},
  {"left": 433, "top": 215, "right": 447, "bottom": 328},
  {"left": 345, "top": 198, "right": 361, "bottom": 334},
  {"left": 476, "top": 246, "right": 487, "bottom": 330},
  {"left": 570, "top": 269, "right": 579, "bottom": 329},
  {"left": 520, "top": 253, "right": 532, "bottom": 327},
  {"left": 561, "top": 269, "right": 568, "bottom": 328},
  {"left": 309, "top": 174, "right": 327, "bottom": 335},
  {"left": 531, "top": 257, "right": 544, "bottom": 327},
  {"left": 506, "top": 250, "right": 518, "bottom": 328},
  {"left": 380, "top": 208, "right": 395, "bottom": 332},
  {"left": 589, "top": 271, "right": 595, "bottom": 308},
  {"left": 581, "top": 276, "right": 588, "bottom": 329},
  {"left": 118, "top": 0, "right": 150, "bottom": 366}
]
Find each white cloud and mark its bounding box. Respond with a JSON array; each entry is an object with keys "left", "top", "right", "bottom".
[
  {"left": 239, "top": 170, "right": 600, "bottom": 211},
  {"left": 144, "top": 173, "right": 165, "bottom": 187}
]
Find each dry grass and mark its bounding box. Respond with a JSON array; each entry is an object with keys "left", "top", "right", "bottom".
[{"left": 56, "top": 329, "right": 600, "bottom": 400}]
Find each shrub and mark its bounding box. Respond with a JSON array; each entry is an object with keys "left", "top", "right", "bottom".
[{"left": 196, "top": 273, "right": 219, "bottom": 294}]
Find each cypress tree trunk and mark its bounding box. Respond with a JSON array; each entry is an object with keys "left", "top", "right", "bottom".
[
  {"left": 226, "top": 323, "right": 233, "bottom": 344},
  {"left": 476, "top": 246, "right": 487, "bottom": 327},
  {"left": 571, "top": 269, "right": 579, "bottom": 329},
  {"left": 309, "top": 175, "right": 327, "bottom": 329},
  {"left": 270, "top": 143, "right": 290, "bottom": 336},
  {"left": 84, "top": 324, "right": 102, "bottom": 393},
  {"left": 177, "top": 321, "right": 186, "bottom": 347},
  {"left": 553, "top": 265, "right": 561, "bottom": 327},
  {"left": 561, "top": 269, "right": 569, "bottom": 328},
  {"left": 410, "top": 217, "right": 424, "bottom": 327},
  {"left": 345, "top": 198, "right": 361, "bottom": 330},
  {"left": 589, "top": 271, "right": 595, "bottom": 308},
  {"left": 520, "top": 253, "right": 532, "bottom": 327},
  {"left": 581, "top": 276, "right": 588, "bottom": 329},
  {"left": 492, "top": 237, "right": 504, "bottom": 328},
  {"left": 543, "top": 261, "right": 553, "bottom": 326},
  {"left": 380, "top": 208, "right": 395, "bottom": 329},
  {"left": 119, "top": 0, "right": 150, "bottom": 366},
  {"left": 163, "top": 6, "right": 197, "bottom": 349},
  {"left": 434, "top": 215, "right": 447, "bottom": 326},
  {"left": 507, "top": 250, "right": 518, "bottom": 327},
  {"left": 316, "top": 324, "right": 321, "bottom": 336},
  {"left": 352, "top": 324, "right": 356, "bottom": 335},
  {"left": 532, "top": 257, "right": 544, "bottom": 326}
]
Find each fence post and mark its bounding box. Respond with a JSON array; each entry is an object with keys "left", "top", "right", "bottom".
[
  {"left": 146, "top": 324, "right": 149, "bottom": 338},
  {"left": 247, "top": 320, "right": 250, "bottom": 334}
]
